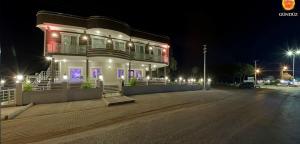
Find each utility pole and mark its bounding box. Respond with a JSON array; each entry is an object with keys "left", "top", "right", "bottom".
[
  {"left": 203, "top": 45, "right": 207, "bottom": 90},
  {"left": 293, "top": 54, "right": 295, "bottom": 81}
]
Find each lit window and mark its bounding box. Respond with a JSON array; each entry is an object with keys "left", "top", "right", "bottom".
[
  {"left": 114, "top": 41, "right": 125, "bottom": 51},
  {"left": 91, "top": 68, "right": 102, "bottom": 78},
  {"left": 117, "top": 69, "right": 124, "bottom": 79},
  {"left": 92, "top": 38, "right": 105, "bottom": 48}
]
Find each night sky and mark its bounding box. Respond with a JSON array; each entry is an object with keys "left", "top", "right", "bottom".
[{"left": 1, "top": 0, "right": 300, "bottom": 79}]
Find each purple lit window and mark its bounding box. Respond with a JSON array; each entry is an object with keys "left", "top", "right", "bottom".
[
  {"left": 117, "top": 69, "right": 124, "bottom": 78},
  {"left": 91, "top": 68, "right": 102, "bottom": 78},
  {"left": 134, "top": 70, "right": 142, "bottom": 79},
  {"left": 70, "top": 68, "right": 81, "bottom": 80}
]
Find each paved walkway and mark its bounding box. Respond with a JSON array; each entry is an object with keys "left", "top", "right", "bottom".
[
  {"left": 1, "top": 105, "right": 27, "bottom": 120},
  {"left": 1, "top": 89, "right": 245, "bottom": 144}
]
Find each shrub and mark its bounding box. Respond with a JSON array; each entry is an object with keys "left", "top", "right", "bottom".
[
  {"left": 129, "top": 78, "right": 137, "bottom": 86},
  {"left": 23, "top": 82, "right": 33, "bottom": 92},
  {"left": 81, "top": 81, "right": 93, "bottom": 89}
]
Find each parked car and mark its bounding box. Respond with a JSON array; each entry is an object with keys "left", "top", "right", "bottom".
[{"left": 238, "top": 82, "right": 255, "bottom": 89}]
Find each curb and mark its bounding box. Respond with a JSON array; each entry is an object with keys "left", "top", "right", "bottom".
[{"left": 2, "top": 103, "right": 34, "bottom": 120}]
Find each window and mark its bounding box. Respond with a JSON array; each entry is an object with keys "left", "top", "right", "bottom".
[
  {"left": 91, "top": 68, "right": 102, "bottom": 78},
  {"left": 61, "top": 33, "right": 79, "bottom": 53},
  {"left": 134, "top": 70, "right": 142, "bottom": 79},
  {"left": 114, "top": 41, "right": 125, "bottom": 51},
  {"left": 92, "top": 38, "right": 105, "bottom": 48},
  {"left": 117, "top": 69, "right": 125, "bottom": 79},
  {"left": 69, "top": 68, "right": 82, "bottom": 80},
  {"left": 135, "top": 44, "right": 145, "bottom": 54}
]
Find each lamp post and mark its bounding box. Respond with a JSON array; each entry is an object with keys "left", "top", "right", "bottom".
[
  {"left": 286, "top": 50, "right": 300, "bottom": 81},
  {"left": 203, "top": 45, "right": 207, "bottom": 90}
]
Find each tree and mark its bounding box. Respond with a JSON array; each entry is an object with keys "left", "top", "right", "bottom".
[{"left": 167, "top": 57, "right": 177, "bottom": 78}]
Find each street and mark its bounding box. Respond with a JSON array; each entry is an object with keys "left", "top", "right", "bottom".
[{"left": 2, "top": 88, "right": 300, "bottom": 144}]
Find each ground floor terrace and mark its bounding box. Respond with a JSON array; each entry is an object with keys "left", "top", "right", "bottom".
[{"left": 48, "top": 55, "right": 168, "bottom": 85}]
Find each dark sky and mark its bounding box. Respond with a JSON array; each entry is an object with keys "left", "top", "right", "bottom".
[{"left": 1, "top": 0, "right": 300, "bottom": 77}]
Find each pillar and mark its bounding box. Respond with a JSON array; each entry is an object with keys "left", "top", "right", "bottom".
[
  {"left": 51, "top": 57, "right": 55, "bottom": 83},
  {"left": 128, "top": 61, "right": 132, "bottom": 80},
  {"left": 86, "top": 59, "right": 89, "bottom": 81},
  {"left": 15, "top": 83, "right": 23, "bottom": 106},
  {"left": 149, "top": 64, "right": 152, "bottom": 79}
]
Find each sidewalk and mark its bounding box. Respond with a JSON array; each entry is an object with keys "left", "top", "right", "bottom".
[
  {"left": 1, "top": 104, "right": 32, "bottom": 120},
  {"left": 1, "top": 89, "right": 237, "bottom": 144}
]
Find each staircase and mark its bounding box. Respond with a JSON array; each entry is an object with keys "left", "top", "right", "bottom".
[{"left": 103, "top": 85, "right": 121, "bottom": 97}]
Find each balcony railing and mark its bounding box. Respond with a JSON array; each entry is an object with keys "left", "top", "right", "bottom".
[
  {"left": 46, "top": 44, "right": 167, "bottom": 63},
  {"left": 47, "top": 44, "right": 86, "bottom": 55}
]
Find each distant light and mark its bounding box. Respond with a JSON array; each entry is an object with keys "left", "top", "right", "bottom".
[
  {"left": 255, "top": 69, "right": 260, "bottom": 73},
  {"left": 153, "top": 65, "right": 157, "bottom": 68},
  {"left": 163, "top": 49, "right": 166, "bottom": 52},
  {"left": 179, "top": 77, "right": 182, "bottom": 81},
  {"left": 149, "top": 46, "right": 153, "bottom": 50},
  {"left": 147, "top": 76, "right": 150, "bottom": 80},
  {"left": 96, "top": 30, "right": 100, "bottom": 34},
  {"left": 141, "top": 64, "right": 145, "bottom": 67},
  {"left": 128, "top": 42, "right": 133, "bottom": 47},
  {"left": 121, "top": 75, "right": 125, "bottom": 80},
  {"left": 107, "top": 39, "right": 112, "bottom": 43},
  {"left": 63, "top": 75, "right": 68, "bottom": 80},
  {"left": 99, "top": 75, "right": 103, "bottom": 81},
  {"left": 82, "top": 35, "right": 88, "bottom": 40},
  {"left": 283, "top": 66, "right": 288, "bottom": 71},
  {"left": 200, "top": 78, "right": 204, "bottom": 82},
  {"left": 108, "top": 59, "right": 113, "bottom": 63},
  {"left": 0, "top": 79, "right": 5, "bottom": 84},
  {"left": 108, "top": 65, "right": 112, "bottom": 69},
  {"left": 208, "top": 78, "right": 212, "bottom": 82},
  {"left": 62, "top": 59, "right": 67, "bottom": 62},
  {"left": 46, "top": 56, "right": 52, "bottom": 61},
  {"left": 126, "top": 63, "right": 129, "bottom": 66},
  {"left": 118, "top": 34, "right": 123, "bottom": 38},
  {"left": 16, "top": 75, "right": 24, "bottom": 81},
  {"left": 54, "top": 60, "right": 59, "bottom": 62},
  {"left": 145, "top": 67, "right": 149, "bottom": 71},
  {"left": 296, "top": 50, "right": 300, "bottom": 54},
  {"left": 165, "top": 76, "right": 168, "bottom": 80},
  {"left": 16, "top": 80, "right": 20, "bottom": 84},
  {"left": 51, "top": 32, "right": 58, "bottom": 38},
  {"left": 287, "top": 51, "right": 293, "bottom": 56}
]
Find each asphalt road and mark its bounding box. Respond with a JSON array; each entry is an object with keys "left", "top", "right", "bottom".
[{"left": 31, "top": 88, "right": 300, "bottom": 144}]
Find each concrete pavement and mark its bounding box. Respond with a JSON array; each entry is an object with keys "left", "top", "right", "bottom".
[{"left": 1, "top": 89, "right": 234, "bottom": 144}]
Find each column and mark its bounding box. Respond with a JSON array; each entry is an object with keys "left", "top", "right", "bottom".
[
  {"left": 51, "top": 57, "right": 55, "bottom": 83},
  {"left": 15, "top": 83, "right": 23, "bottom": 106},
  {"left": 86, "top": 58, "right": 89, "bottom": 81},
  {"left": 149, "top": 64, "right": 152, "bottom": 79},
  {"left": 164, "top": 67, "right": 167, "bottom": 77},
  {"left": 128, "top": 61, "right": 132, "bottom": 80}
]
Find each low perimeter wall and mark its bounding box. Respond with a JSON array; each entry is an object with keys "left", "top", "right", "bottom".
[
  {"left": 22, "top": 88, "right": 102, "bottom": 105},
  {"left": 123, "top": 84, "right": 203, "bottom": 96}
]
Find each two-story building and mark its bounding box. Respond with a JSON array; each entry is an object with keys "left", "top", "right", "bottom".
[{"left": 36, "top": 11, "right": 170, "bottom": 86}]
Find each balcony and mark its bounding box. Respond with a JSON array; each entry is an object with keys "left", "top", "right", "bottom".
[
  {"left": 46, "top": 43, "right": 167, "bottom": 64},
  {"left": 47, "top": 44, "right": 86, "bottom": 55}
]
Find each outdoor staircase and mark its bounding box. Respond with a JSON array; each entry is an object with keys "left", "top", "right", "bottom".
[
  {"left": 50, "top": 83, "right": 64, "bottom": 90},
  {"left": 103, "top": 85, "right": 121, "bottom": 97}
]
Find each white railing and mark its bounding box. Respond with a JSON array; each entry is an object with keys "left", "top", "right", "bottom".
[{"left": 0, "top": 89, "right": 16, "bottom": 105}]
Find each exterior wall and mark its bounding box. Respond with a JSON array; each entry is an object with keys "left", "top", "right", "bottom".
[
  {"left": 59, "top": 60, "right": 148, "bottom": 85},
  {"left": 123, "top": 85, "right": 202, "bottom": 96}
]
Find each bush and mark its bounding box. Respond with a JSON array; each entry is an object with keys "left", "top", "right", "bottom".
[
  {"left": 129, "top": 78, "right": 137, "bottom": 86},
  {"left": 81, "top": 81, "right": 93, "bottom": 89},
  {"left": 23, "top": 82, "right": 33, "bottom": 92}
]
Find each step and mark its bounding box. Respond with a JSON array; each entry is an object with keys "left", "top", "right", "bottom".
[{"left": 103, "top": 96, "right": 135, "bottom": 106}]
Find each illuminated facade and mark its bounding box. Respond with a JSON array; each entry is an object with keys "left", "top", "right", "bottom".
[{"left": 37, "top": 11, "right": 170, "bottom": 85}]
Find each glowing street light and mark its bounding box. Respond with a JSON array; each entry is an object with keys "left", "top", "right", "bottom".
[
  {"left": 0, "top": 79, "right": 5, "bottom": 85},
  {"left": 286, "top": 50, "right": 300, "bottom": 80},
  {"left": 16, "top": 75, "right": 24, "bottom": 81},
  {"left": 46, "top": 56, "right": 52, "bottom": 61},
  {"left": 99, "top": 75, "right": 103, "bottom": 81},
  {"left": 255, "top": 69, "right": 260, "bottom": 74}
]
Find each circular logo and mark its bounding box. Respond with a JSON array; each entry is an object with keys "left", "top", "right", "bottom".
[{"left": 282, "top": 0, "right": 296, "bottom": 11}]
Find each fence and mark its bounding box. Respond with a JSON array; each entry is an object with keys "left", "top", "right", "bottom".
[{"left": 0, "top": 89, "right": 16, "bottom": 105}]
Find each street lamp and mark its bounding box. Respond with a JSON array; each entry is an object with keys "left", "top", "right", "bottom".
[{"left": 286, "top": 50, "right": 300, "bottom": 81}]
